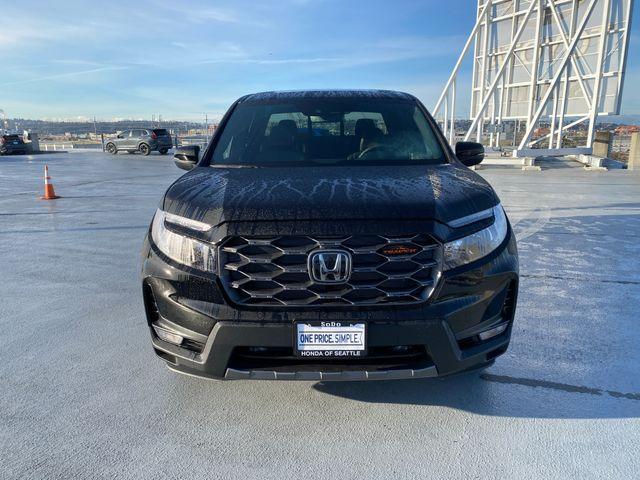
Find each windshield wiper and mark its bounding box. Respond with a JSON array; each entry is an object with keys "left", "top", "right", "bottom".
[{"left": 211, "top": 164, "right": 260, "bottom": 169}]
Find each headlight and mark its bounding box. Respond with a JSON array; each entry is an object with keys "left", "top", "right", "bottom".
[
  {"left": 150, "top": 209, "right": 216, "bottom": 272},
  {"left": 443, "top": 204, "right": 508, "bottom": 270}
]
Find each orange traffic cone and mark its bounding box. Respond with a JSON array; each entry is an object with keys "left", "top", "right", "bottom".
[{"left": 41, "top": 165, "right": 60, "bottom": 200}]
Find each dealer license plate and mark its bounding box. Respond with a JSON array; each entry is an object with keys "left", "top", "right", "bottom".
[{"left": 294, "top": 321, "right": 367, "bottom": 358}]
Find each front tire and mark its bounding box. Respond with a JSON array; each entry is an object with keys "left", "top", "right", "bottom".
[
  {"left": 139, "top": 143, "right": 151, "bottom": 156},
  {"left": 105, "top": 143, "right": 117, "bottom": 154}
]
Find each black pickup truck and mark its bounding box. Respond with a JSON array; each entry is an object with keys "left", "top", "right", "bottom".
[{"left": 141, "top": 90, "right": 519, "bottom": 381}]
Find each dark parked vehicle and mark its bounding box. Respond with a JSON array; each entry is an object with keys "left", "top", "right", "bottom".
[
  {"left": 141, "top": 90, "right": 519, "bottom": 381},
  {"left": 105, "top": 128, "right": 172, "bottom": 156},
  {"left": 0, "top": 134, "right": 28, "bottom": 155}
]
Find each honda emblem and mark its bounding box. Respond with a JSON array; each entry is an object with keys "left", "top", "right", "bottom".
[{"left": 308, "top": 250, "right": 352, "bottom": 284}]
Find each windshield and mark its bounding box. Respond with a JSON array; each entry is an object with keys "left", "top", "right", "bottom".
[{"left": 211, "top": 98, "right": 447, "bottom": 167}]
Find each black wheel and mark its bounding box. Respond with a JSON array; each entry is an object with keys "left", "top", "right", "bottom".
[
  {"left": 159, "top": 148, "right": 168, "bottom": 155},
  {"left": 139, "top": 143, "right": 151, "bottom": 156},
  {"left": 105, "top": 143, "right": 117, "bottom": 154}
]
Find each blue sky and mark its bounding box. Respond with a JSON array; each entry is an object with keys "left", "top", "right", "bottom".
[{"left": 1, "top": 0, "right": 639, "bottom": 121}]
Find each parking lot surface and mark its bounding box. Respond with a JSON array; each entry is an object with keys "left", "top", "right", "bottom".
[{"left": 1, "top": 152, "right": 639, "bottom": 479}]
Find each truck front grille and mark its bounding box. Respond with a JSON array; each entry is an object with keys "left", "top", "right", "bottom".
[{"left": 219, "top": 234, "right": 442, "bottom": 307}]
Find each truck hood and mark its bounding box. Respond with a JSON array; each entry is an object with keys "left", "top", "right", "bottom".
[{"left": 162, "top": 164, "right": 498, "bottom": 227}]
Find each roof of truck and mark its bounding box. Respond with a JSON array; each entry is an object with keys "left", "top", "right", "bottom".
[{"left": 239, "top": 89, "right": 417, "bottom": 104}]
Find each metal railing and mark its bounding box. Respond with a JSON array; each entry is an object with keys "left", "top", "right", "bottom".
[{"left": 40, "top": 143, "right": 75, "bottom": 151}]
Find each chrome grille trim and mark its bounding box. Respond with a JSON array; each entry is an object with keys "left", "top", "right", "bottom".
[{"left": 218, "top": 234, "right": 442, "bottom": 307}]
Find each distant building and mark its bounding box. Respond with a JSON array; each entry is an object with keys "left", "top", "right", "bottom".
[
  {"left": 614, "top": 125, "right": 640, "bottom": 135},
  {"left": 533, "top": 127, "right": 550, "bottom": 138}
]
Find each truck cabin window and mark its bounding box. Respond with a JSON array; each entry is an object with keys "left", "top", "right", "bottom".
[{"left": 212, "top": 98, "right": 446, "bottom": 167}]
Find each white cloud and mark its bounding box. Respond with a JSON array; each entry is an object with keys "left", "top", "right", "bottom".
[
  {"left": 0, "top": 66, "right": 128, "bottom": 87},
  {"left": 0, "top": 24, "right": 56, "bottom": 50},
  {"left": 145, "top": 0, "right": 243, "bottom": 24},
  {"left": 190, "top": 34, "right": 465, "bottom": 70}
]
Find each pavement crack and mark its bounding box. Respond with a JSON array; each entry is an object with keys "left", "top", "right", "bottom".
[
  {"left": 0, "top": 225, "right": 148, "bottom": 234},
  {"left": 520, "top": 273, "right": 640, "bottom": 286},
  {"left": 480, "top": 373, "right": 640, "bottom": 401}
]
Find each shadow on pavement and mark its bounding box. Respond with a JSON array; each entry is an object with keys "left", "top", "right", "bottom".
[{"left": 311, "top": 370, "right": 640, "bottom": 419}]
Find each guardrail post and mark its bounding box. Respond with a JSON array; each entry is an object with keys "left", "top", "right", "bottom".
[
  {"left": 593, "top": 131, "right": 611, "bottom": 158},
  {"left": 629, "top": 132, "right": 640, "bottom": 171}
]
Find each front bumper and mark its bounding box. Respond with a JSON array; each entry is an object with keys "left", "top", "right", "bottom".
[{"left": 141, "top": 229, "right": 519, "bottom": 381}]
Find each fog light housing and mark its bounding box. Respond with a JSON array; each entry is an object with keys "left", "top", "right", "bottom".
[
  {"left": 478, "top": 322, "right": 508, "bottom": 341},
  {"left": 153, "top": 324, "right": 184, "bottom": 345}
]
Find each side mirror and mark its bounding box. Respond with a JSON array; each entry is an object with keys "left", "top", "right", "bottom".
[
  {"left": 117, "top": 134, "right": 124, "bottom": 139},
  {"left": 455, "top": 141, "right": 484, "bottom": 167},
  {"left": 174, "top": 145, "right": 200, "bottom": 171}
]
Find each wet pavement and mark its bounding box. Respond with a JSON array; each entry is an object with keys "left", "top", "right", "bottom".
[{"left": 1, "top": 151, "right": 639, "bottom": 479}]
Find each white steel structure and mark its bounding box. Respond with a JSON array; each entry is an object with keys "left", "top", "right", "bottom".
[{"left": 434, "top": 0, "right": 634, "bottom": 157}]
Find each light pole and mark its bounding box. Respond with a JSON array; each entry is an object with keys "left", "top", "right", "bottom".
[{"left": 0, "top": 109, "right": 7, "bottom": 133}]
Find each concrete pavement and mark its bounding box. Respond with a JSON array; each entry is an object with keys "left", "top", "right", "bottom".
[{"left": 1, "top": 151, "right": 639, "bottom": 479}]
